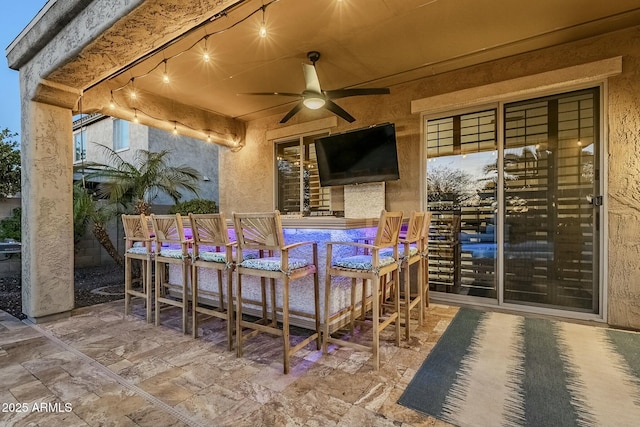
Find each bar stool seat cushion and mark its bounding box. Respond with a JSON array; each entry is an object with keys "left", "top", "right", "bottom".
[
  {"left": 239, "top": 257, "right": 309, "bottom": 271},
  {"left": 130, "top": 241, "right": 157, "bottom": 253},
  {"left": 333, "top": 254, "right": 396, "bottom": 270},
  {"left": 127, "top": 246, "right": 153, "bottom": 255},
  {"left": 196, "top": 249, "right": 257, "bottom": 263},
  {"left": 159, "top": 248, "right": 190, "bottom": 259},
  {"left": 379, "top": 246, "right": 419, "bottom": 258},
  {"left": 199, "top": 251, "right": 228, "bottom": 263}
]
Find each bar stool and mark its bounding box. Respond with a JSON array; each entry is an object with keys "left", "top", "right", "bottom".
[
  {"left": 121, "top": 214, "right": 154, "bottom": 322},
  {"left": 150, "top": 213, "right": 191, "bottom": 334},
  {"left": 233, "top": 210, "right": 320, "bottom": 374},
  {"left": 323, "top": 210, "right": 403, "bottom": 370},
  {"left": 381, "top": 211, "right": 428, "bottom": 339},
  {"left": 189, "top": 213, "right": 235, "bottom": 350}
]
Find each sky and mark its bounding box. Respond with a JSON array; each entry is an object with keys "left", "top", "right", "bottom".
[{"left": 1, "top": 2, "right": 49, "bottom": 138}]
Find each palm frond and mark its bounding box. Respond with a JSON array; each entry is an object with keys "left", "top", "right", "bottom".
[
  {"left": 79, "top": 145, "right": 203, "bottom": 213},
  {"left": 95, "top": 143, "right": 132, "bottom": 171}
]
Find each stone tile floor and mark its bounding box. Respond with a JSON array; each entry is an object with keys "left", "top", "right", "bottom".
[{"left": 0, "top": 299, "right": 459, "bottom": 427}]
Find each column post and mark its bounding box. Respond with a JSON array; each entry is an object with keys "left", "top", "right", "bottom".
[{"left": 21, "top": 78, "right": 79, "bottom": 323}]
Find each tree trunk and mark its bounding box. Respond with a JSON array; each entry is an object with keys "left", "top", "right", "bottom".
[
  {"left": 135, "top": 200, "right": 150, "bottom": 215},
  {"left": 92, "top": 222, "right": 124, "bottom": 267}
]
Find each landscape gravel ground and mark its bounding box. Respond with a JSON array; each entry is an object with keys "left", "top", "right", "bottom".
[{"left": 0, "top": 264, "right": 125, "bottom": 320}]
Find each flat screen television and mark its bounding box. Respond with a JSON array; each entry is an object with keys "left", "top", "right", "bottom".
[{"left": 314, "top": 123, "right": 400, "bottom": 187}]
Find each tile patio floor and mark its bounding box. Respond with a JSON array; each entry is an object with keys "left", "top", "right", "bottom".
[{"left": 0, "top": 299, "right": 459, "bottom": 427}]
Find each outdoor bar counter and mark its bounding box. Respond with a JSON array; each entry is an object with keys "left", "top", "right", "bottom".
[{"left": 168, "top": 215, "right": 382, "bottom": 331}]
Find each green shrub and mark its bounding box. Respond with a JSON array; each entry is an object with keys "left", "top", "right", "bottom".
[
  {"left": 169, "top": 199, "right": 218, "bottom": 215},
  {"left": 0, "top": 207, "right": 21, "bottom": 242}
]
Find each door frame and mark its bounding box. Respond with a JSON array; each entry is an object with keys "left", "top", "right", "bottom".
[{"left": 419, "top": 74, "right": 610, "bottom": 322}]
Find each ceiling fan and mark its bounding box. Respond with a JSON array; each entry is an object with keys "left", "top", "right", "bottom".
[{"left": 244, "top": 51, "right": 390, "bottom": 124}]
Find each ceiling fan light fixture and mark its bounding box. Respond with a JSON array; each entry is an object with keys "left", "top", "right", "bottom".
[
  {"left": 259, "top": 3, "right": 268, "bottom": 38},
  {"left": 303, "top": 96, "right": 326, "bottom": 110}
]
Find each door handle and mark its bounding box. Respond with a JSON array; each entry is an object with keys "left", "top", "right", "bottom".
[{"left": 586, "top": 195, "right": 603, "bottom": 206}]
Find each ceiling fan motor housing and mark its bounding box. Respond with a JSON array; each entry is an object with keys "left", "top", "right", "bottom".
[{"left": 307, "top": 51, "right": 321, "bottom": 64}]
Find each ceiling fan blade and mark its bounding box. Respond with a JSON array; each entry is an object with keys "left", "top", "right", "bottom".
[
  {"left": 280, "top": 101, "right": 305, "bottom": 124},
  {"left": 302, "top": 63, "right": 322, "bottom": 94},
  {"left": 324, "top": 100, "right": 356, "bottom": 123},
  {"left": 325, "top": 87, "right": 390, "bottom": 100},
  {"left": 239, "top": 92, "right": 301, "bottom": 98}
]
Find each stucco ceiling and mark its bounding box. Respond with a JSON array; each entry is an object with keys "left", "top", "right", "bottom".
[{"left": 75, "top": 0, "right": 640, "bottom": 125}]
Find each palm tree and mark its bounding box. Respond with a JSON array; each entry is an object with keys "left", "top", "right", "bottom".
[
  {"left": 80, "top": 144, "right": 202, "bottom": 215},
  {"left": 74, "top": 144, "right": 202, "bottom": 266},
  {"left": 73, "top": 183, "right": 124, "bottom": 266}
]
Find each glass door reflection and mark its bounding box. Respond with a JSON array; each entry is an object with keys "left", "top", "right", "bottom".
[{"left": 426, "top": 109, "right": 498, "bottom": 299}]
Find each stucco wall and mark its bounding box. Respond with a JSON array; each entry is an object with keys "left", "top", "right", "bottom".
[
  {"left": 604, "top": 31, "right": 640, "bottom": 328},
  {"left": 218, "top": 119, "right": 277, "bottom": 214},
  {"left": 149, "top": 127, "right": 219, "bottom": 207},
  {"left": 77, "top": 116, "right": 149, "bottom": 165},
  {"left": 219, "top": 26, "right": 640, "bottom": 328}
]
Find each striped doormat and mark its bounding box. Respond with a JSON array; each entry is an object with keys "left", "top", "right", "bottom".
[{"left": 398, "top": 308, "right": 640, "bottom": 427}]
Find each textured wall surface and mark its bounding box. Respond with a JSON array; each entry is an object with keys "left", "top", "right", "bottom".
[
  {"left": 149, "top": 127, "right": 220, "bottom": 207},
  {"left": 603, "top": 31, "right": 640, "bottom": 328},
  {"left": 344, "top": 183, "right": 386, "bottom": 219},
  {"left": 21, "top": 101, "right": 75, "bottom": 321},
  {"left": 218, "top": 116, "right": 275, "bottom": 215}
]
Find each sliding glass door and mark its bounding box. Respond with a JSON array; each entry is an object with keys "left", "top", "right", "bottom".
[
  {"left": 503, "top": 88, "right": 600, "bottom": 312},
  {"left": 426, "top": 87, "right": 601, "bottom": 314}
]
